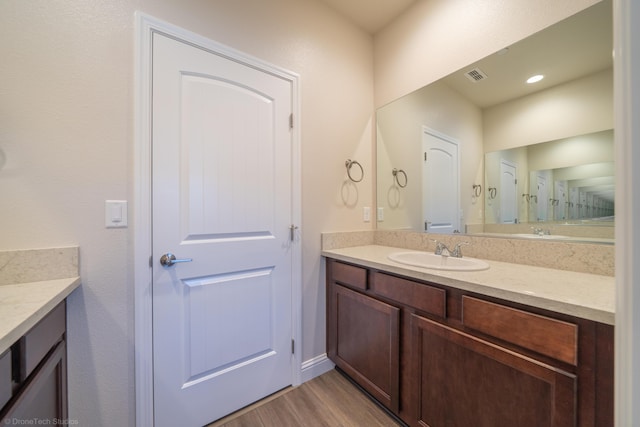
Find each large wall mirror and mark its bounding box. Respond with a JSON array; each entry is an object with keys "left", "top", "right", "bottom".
[{"left": 376, "top": 0, "right": 613, "bottom": 244}]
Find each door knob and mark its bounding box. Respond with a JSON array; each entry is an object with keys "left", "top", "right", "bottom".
[{"left": 160, "top": 253, "right": 193, "bottom": 267}]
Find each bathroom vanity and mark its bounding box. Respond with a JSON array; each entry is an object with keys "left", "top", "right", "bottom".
[{"left": 324, "top": 245, "right": 613, "bottom": 427}]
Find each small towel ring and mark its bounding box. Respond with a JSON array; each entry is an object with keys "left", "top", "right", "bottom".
[
  {"left": 472, "top": 184, "right": 482, "bottom": 197},
  {"left": 488, "top": 187, "right": 497, "bottom": 199},
  {"left": 345, "top": 159, "right": 364, "bottom": 183},
  {"left": 392, "top": 168, "right": 408, "bottom": 188}
]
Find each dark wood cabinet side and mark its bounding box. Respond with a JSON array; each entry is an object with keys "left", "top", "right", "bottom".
[{"left": 595, "top": 323, "right": 614, "bottom": 427}]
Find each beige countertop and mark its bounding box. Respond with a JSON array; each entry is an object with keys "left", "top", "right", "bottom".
[
  {"left": 0, "top": 277, "right": 81, "bottom": 355},
  {"left": 322, "top": 245, "right": 615, "bottom": 325}
]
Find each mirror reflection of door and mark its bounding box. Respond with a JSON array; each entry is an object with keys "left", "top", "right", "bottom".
[
  {"left": 500, "top": 160, "right": 518, "bottom": 224},
  {"left": 537, "top": 175, "right": 548, "bottom": 221},
  {"left": 422, "top": 127, "right": 459, "bottom": 234}
]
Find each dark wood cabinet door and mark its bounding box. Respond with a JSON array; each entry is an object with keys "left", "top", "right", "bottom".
[
  {"left": 328, "top": 284, "right": 400, "bottom": 412},
  {"left": 411, "top": 314, "right": 576, "bottom": 427},
  {"left": 1, "top": 340, "right": 67, "bottom": 423}
]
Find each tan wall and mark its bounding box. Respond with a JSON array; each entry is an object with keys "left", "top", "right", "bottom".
[
  {"left": 484, "top": 68, "right": 613, "bottom": 152},
  {"left": 373, "top": 0, "right": 600, "bottom": 108},
  {"left": 0, "top": 0, "right": 373, "bottom": 425},
  {"left": 376, "top": 81, "right": 483, "bottom": 230}
]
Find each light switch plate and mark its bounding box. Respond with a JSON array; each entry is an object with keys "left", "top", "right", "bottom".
[
  {"left": 363, "top": 207, "right": 371, "bottom": 222},
  {"left": 105, "top": 200, "right": 128, "bottom": 228}
]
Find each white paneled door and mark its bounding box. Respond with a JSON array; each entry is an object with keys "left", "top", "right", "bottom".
[
  {"left": 151, "top": 32, "right": 295, "bottom": 427},
  {"left": 500, "top": 160, "right": 517, "bottom": 224},
  {"left": 422, "top": 128, "right": 459, "bottom": 234}
]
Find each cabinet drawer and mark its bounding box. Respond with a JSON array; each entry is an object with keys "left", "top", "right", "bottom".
[
  {"left": 462, "top": 296, "right": 578, "bottom": 365},
  {"left": 20, "top": 302, "right": 66, "bottom": 380},
  {"left": 0, "top": 349, "right": 10, "bottom": 410},
  {"left": 331, "top": 261, "right": 367, "bottom": 290},
  {"left": 372, "top": 273, "right": 446, "bottom": 319}
]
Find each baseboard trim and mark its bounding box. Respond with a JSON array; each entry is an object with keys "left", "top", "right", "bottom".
[{"left": 301, "top": 353, "right": 335, "bottom": 383}]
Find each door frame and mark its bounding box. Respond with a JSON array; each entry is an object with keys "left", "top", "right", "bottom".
[{"left": 134, "top": 13, "right": 302, "bottom": 426}]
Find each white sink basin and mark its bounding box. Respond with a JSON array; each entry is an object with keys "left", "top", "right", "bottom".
[{"left": 388, "top": 252, "right": 490, "bottom": 271}]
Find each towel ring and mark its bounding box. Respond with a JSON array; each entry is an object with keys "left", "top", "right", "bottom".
[
  {"left": 345, "top": 159, "right": 364, "bottom": 183},
  {"left": 392, "top": 168, "right": 408, "bottom": 188},
  {"left": 488, "top": 187, "right": 497, "bottom": 199},
  {"left": 472, "top": 184, "right": 482, "bottom": 197}
]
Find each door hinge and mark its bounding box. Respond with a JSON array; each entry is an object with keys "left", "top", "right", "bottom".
[
  {"left": 291, "top": 339, "right": 295, "bottom": 354},
  {"left": 424, "top": 152, "right": 427, "bottom": 162},
  {"left": 289, "top": 113, "right": 294, "bottom": 129},
  {"left": 149, "top": 255, "right": 153, "bottom": 268},
  {"left": 289, "top": 224, "right": 298, "bottom": 241}
]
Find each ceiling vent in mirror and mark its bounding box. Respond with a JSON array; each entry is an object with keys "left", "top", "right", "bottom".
[{"left": 464, "top": 67, "right": 488, "bottom": 82}]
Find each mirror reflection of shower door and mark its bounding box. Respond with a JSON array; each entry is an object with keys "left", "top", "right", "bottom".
[
  {"left": 554, "top": 181, "right": 567, "bottom": 220},
  {"left": 569, "top": 187, "right": 579, "bottom": 219},
  {"left": 537, "top": 175, "right": 548, "bottom": 221},
  {"left": 422, "top": 127, "right": 459, "bottom": 234},
  {"left": 580, "top": 191, "right": 587, "bottom": 218},
  {"left": 500, "top": 160, "right": 517, "bottom": 224}
]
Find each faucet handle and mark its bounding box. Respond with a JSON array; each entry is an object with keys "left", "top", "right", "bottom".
[
  {"left": 431, "top": 239, "right": 446, "bottom": 255},
  {"left": 452, "top": 241, "right": 470, "bottom": 258}
]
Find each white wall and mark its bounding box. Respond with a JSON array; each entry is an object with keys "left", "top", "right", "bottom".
[{"left": 0, "top": 0, "right": 373, "bottom": 425}]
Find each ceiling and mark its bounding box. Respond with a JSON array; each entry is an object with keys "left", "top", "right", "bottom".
[
  {"left": 321, "top": 0, "right": 612, "bottom": 109},
  {"left": 318, "top": 0, "right": 418, "bottom": 33},
  {"left": 440, "top": 0, "right": 612, "bottom": 108}
]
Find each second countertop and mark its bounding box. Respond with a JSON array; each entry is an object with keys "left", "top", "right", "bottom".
[
  {"left": 322, "top": 245, "right": 614, "bottom": 325},
  {"left": 0, "top": 277, "right": 81, "bottom": 355}
]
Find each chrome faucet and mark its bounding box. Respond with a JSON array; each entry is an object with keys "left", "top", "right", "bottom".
[{"left": 433, "top": 240, "right": 469, "bottom": 258}]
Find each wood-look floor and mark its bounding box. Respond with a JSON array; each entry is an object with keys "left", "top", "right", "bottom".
[{"left": 208, "top": 369, "right": 403, "bottom": 427}]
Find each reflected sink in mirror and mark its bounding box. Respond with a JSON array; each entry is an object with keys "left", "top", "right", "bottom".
[
  {"left": 388, "top": 252, "right": 490, "bottom": 271},
  {"left": 511, "top": 234, "right": 571, "bottom": 240}
]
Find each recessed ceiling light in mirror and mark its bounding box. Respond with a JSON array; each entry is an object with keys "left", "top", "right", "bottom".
[{"left": 527, "top": 74, "right": 544, "bottom": 84}]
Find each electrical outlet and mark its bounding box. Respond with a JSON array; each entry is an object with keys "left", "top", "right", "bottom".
[{"left": 377, "top": 207, "right": 384, "bottom": 221}]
